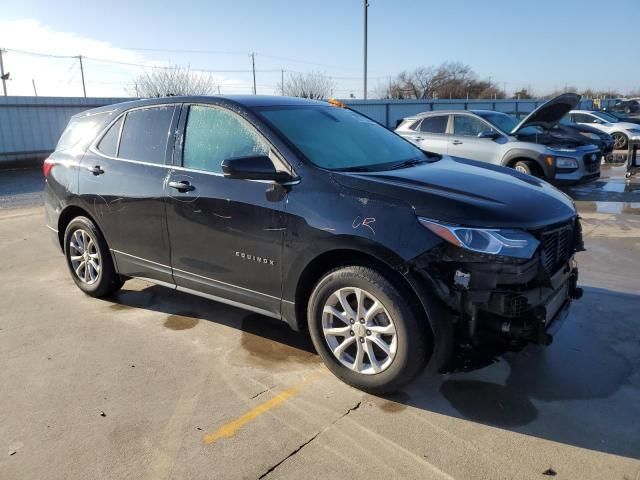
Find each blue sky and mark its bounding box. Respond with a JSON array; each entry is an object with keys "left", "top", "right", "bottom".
[{"left": 1, "top": 0, "right": 639, "bottom": 97}]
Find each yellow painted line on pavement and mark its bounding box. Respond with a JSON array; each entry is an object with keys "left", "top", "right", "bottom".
[{"left": 202, "top": 371, "right": 326, "bottom": 445}]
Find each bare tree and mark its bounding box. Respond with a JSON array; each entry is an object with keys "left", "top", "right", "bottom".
[
  {"left": 513, "top": 88, "right": 534, "bottom": 99},
  {"left": 379, "top": 62, "right": 504, "bottom": 100},
  {"left": 128, "top": 66, "right": 219, "bottom": 98},
  {"left": 281, "top": 71, "right": 336, "bottom": 99}
]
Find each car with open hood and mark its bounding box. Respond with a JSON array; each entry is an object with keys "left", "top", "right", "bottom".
[
  {"left": 395, "top": 93, "right": 601, "bottom": 184},
  {"left": 565, "top": 109, "right": 640, "bottom": 150},
  {"left": 602, "top": 98, "right": 640, "bottom": 114},
  {"left": 44, "top": 95, "right": 583, "bottom": 393}
]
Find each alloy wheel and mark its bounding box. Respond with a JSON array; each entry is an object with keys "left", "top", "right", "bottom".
[
  {"left": 322, "top": 287, "right": 398, "bottom": 374},
  {"left": 68, "top": 228, "right": 101, "bottom": 285},
  {"left": 612, "top": 133, "right": 626, "bottom": 150}
]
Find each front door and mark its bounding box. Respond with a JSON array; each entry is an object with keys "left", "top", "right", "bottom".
[
  {"left": 79, "top": 105, "right": 178, "bottom": 284},
  {"left": 165, "top": 104, "right": 286, "bottom": 318}
]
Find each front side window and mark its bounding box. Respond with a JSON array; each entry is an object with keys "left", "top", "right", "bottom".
[
  {"left": 97, "top": 116, "right": 123, "bottom": 157},
  {"left": 418, "top": 116, "right": 448, "bottom": 134},
  {"left": 453, "top": 115, "right": 493, "bottom": 137},
  {"left": 183, "top": 105, "right": 269, "bottom": 173},
  {"left": 256, "top": 105, "right": 428, "bottom": 171},
  {"left": 118, "top": 106, "right": 175, "bottom": 164},
  {"left": 475, "top": 112, "right": 517, "bottom": 133},
  {"left": 593, "top": 111, "right": 618, "bottom": 123}
]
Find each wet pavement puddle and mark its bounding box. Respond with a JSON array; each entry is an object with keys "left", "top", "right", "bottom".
[
  {"left": 164, "top": 312, "right": 200, "bottom": 330},
  {"left": 235, "top": 314, "right": 320, "bottom": 371}
]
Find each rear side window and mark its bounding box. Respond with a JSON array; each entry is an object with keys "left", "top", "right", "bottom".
[
  {"left": 418, "top": 116, "right": 448, "bottom": 134},
  {"left": 118, "top": 106, "right": 175, "bottom": 164},
  {"left": 453, "top": 115, "right": 492, "bottom": 136},
  {"left": 56, "top": 113, "right": 106, "bottom": 151},
  {"left": 183, "top": 105, "right": 269, "bottom": 173},
  {"left": 572, "top": 113, "right": 594, "bottom": 124},
  {"left": 97, "top": 116, "right": 123, "bottom": 157}
]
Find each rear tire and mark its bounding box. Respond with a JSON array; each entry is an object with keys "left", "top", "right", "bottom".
[
  {"left": 63, "top": 216, "right": 123, "bottom": 297},
  {"left": 612, "top": 132, "right": 628, "bottom": 150},
  {"left": 307, "top": 266, "right": 431, "bottom": 393}
]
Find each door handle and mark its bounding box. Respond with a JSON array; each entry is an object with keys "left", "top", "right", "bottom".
[
  {"left": 87, "top": 165, "right": 104, "bottom": 175},
  {"left": 414, "top": 136, "right": 424, "bottom": 141},
  {"left": 451, "top": 140, "right": 463, "bottom": 145},
  {"left": 169, "top": 180, "right": 195, "bottom": 192}
]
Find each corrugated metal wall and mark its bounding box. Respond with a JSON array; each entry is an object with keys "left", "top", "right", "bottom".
[
  {"left": 0, "top": 96, "right": 129, "bottom": 163},
  {"left": 0, "top": 95, "right": 621, "bottom": 164},
  {"left": 344, "top": 98, "right": 611, "bottom": 128}
]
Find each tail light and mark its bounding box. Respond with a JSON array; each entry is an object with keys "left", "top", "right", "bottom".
[{"left": 43, "top": 157, "right": 55, "bottom": 177}]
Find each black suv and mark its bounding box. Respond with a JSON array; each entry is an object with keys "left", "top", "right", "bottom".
[{"left": 45, "top": 96, "right": 583, "bottom": 393}]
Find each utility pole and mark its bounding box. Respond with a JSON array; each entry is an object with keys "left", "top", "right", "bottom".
[
  {"left": 32, "top": 78, "right": 37, "bottom": 96},
  {"left": 281, "top": 69, "right": 284, "bottom": 95},
  {"left": 77, "top": 55, "right": 87, "bottom": 98},
  {"left": 363, "top": 0, "right": 369, "bottom": 99},
  {"left": 249, "top": 53, "right": 257, "bottom": 95},
  {"left": 0, "top": 48, "right": 7, "bottom": 96}
]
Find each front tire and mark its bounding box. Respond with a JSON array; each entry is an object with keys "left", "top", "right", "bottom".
[
  {"left": 513, "top": 160, "right": 534, "bottom": 176},
  {"left": 307, "top": 266, "right": 431, "bottom": 393},
  {"left": 63, "top": 216, "right": 123, "bottom": 297}
]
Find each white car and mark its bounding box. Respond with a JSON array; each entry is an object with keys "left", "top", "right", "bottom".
[{"left": 566, "top": 110, "right": 640, "bottom": 150}]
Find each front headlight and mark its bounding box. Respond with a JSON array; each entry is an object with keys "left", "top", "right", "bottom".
[
  {"left": 418, "top": 218, "right": 540, "bottom": 259},
  {"left": 556, "top": 157, "right": 578, "bottom": 169}
]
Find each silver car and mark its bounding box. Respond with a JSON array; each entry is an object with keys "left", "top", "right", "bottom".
[
  {"left": 395, "top": 94, "right": 601, "bottom": 184},
  {"left": 565, "top": 110, "right": 640, "bottom": 150}
]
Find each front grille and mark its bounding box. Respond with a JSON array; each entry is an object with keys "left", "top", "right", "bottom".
[
  {"left": 539, "top": 223, "right": 574, "bottom": 275},
  {"left": 583, "top": 152, "right": 601, "bottom": 165}
]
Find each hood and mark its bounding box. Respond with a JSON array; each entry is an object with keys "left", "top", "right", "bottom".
[
  {"left": 332, "top": 157, "right": 576, "bottom": 230},
  {"left": 616, "top": 122, "right": 640, "bottom": 131},
  {"left": 511, "top": 93, "right": 581, "bottom": 134}
]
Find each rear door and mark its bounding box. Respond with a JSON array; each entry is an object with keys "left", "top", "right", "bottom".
[
  {"left": 79, "top": 104, "right": 178, "bottom": 284},
  {"left": 164, "top": 103, "right": 287, "bottom": 318},
  {"left": 448, "top": 114, "right": 500, "bottom": 164},
  {"left": 410, "top": 115, "right": 450, "bottom": 154}
]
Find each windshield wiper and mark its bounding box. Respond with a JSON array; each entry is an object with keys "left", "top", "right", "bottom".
[
  {"left": 387, "top": 158, "right": 428, "bottom": 170},
  {"left": 333, "top": 166, "right": 374, "bottom": 172}
]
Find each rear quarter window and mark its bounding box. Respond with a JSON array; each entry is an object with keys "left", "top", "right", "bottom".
[{"left": 97, "top": 116, "right": 123, "bottom": 157}]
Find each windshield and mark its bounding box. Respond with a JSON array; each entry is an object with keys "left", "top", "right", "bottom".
[
  {"left": 474, "top": 112, "right": 518, "bottom": 133},
  {"left": 255, "top": 105, "right": 429, "bottom": 171},
  {"left": 594, "top": 111, "right": 619, "bottom": 123}
]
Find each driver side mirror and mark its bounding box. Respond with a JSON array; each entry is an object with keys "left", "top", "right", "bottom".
[
  {"left": 477, "top": 130, "right": 499, "bottom": 140},
  {"left": 221, "top": 155, "right": 294, "bottom": 183}
]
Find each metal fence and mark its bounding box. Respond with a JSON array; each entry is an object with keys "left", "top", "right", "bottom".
[
  {"left": 344, "top": 98, "right": 618, "bottom": 128},
  {"left": 0, "top": 95, "right": 622, "bottom": 165},
  {"left": 0, "top": 96, "right": 129, "bottom": 164}
]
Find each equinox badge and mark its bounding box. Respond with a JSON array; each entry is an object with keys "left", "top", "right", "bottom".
[{"left": 235, "top": 251, "right": 275, "bottom": 266}]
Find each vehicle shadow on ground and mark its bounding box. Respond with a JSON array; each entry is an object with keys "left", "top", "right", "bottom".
[
  {"left": 396, "top": 286, "right": 640, "bottom": 460},
  {"left": 105, "top": 283, "right": 318, "bottom": 363},
  {"left": 104, "top": 284, "right": 640, "bottom": 460}
]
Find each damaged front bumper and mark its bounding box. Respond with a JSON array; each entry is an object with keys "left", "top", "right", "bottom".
[{"left": 409, "top": 220, "right": 584, "bottom": 355}]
